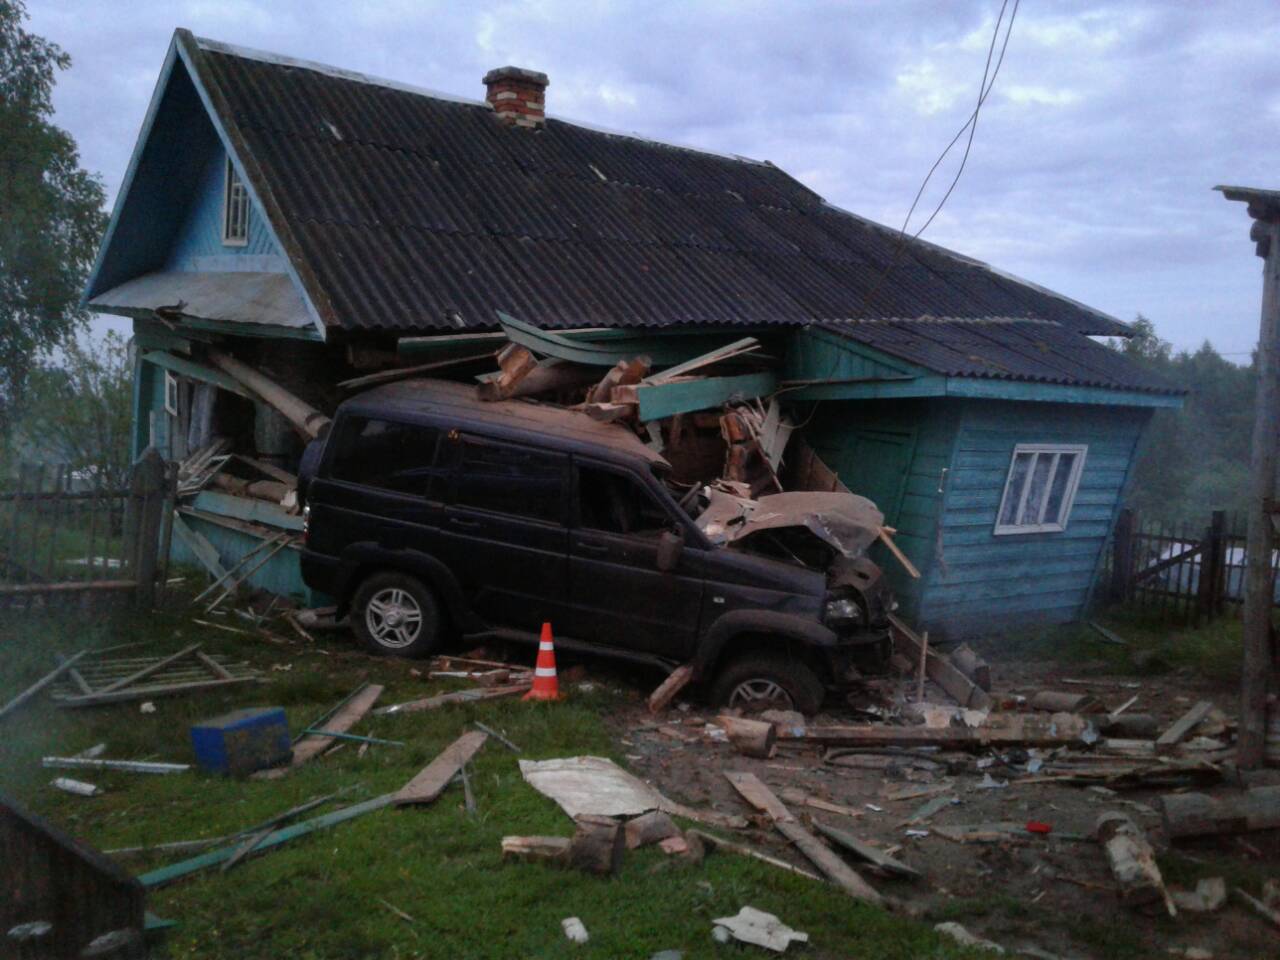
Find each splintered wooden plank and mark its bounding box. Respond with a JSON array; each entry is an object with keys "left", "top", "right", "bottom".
[
  {"left": 290, "top": 684, "right": 384, "bottom": 767},
  {"left": 811, "top": 820, "right": 921, "bottom": 880},
  {"left": 647, "top": 664, "right": 695, "bottom": 714},
  {"left": 889, "top": 614, "right": 991, "bottom": 711},
  {"left": 394, "top": 731, "right": 488, "bottom": 806},
  {"left": 374, "top": 683, "right": 529, "bottom": 716},
  {"left": 1155, "top": 700, "right": 1214, "bottom": 754},
  {"left": 724, "top": 771, "right": 795, "bottom": 822}
]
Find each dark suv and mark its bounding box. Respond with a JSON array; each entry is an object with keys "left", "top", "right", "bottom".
[{"left": 298, "top": 379, "right": 893, "bottom": 713}]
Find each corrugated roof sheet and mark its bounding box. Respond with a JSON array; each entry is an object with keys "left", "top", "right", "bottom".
[
  {"left": 820, "top": 319, "right": 1178, "bottom": 394},
  {"left": 193, "top": 38, "right": 1137, "bottom": 351}
]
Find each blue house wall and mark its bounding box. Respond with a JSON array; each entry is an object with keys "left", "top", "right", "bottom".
[
  {"left": 164, "top": 145, "right": 284, "bottom": 273},
  {"left": 921, "top": 399, "right": 1151, "bottom": 633}
]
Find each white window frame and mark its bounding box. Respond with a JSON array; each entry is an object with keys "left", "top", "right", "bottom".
[
  {"left": 993, "top": 443, "right": 1088, "bottom": 535},
  {"left": 163, "top": 371, "right": 179, "bottom": 416},
  {"left": 221, "top": 157, "right": 249, "bottom": 246}
]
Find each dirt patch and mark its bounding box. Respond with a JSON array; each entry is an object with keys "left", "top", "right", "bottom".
[{"left": 601, "top": 657, "right": 1280, "bottom": 960}]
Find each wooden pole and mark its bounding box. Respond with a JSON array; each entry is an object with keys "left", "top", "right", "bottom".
[
  {"left": 206, "top": 349, "right": 331, "bottom": 440},
  {"left": 1241, "top": 219, "right": 1280, "bottom": 767}
]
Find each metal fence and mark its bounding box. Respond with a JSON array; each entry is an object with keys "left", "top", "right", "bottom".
[
  {"left": 0, "top": 450, "right": 173, "bottom": 607},
  {"left": 1104, "top": 508, "right": 1279, "bottom": 623}
]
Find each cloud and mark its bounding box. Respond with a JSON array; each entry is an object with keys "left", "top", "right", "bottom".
[{"left": 21, "top": 0, "right": 1279, "bottom": 354}]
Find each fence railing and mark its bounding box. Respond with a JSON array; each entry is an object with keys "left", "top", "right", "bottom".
[
  {"left": 0, "top": 449, "right": 173, "bottom": 607},
  {"left": 1105, "top": 508, "right": 1279, "bottom": 623}
]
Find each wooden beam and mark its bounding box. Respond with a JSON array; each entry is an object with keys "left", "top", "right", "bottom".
[
  {"left": 1155, "top": 700, "right": 1214, "bottom": 754},
  {"left": 374, "top": 683, "right": 530, "bottom": 716},
  {"left": 394, "top": 731, "right": 488, "bottom": 806},
  {"left": 889, "top": 614, "right": 991, "bottom": 711},
  {"left": 289, "top": 684, "right": 384, "bottom": 767},
  {"left": 0, "top": 650, "right": 89, "bottom": 721},
  {"left": 141, "top": 351, "right": 254, "bottom": 399},
  {"left": 170, "top": 513, "right": 229, "bottom": 582},
  {"left": 810, "top": 820, "right": 921, "bottom": 880},
  {"left": 647, "top": 664, "right": 694, "bottom": 714},
  {"left": 643, "top": 337, "right": 759, "bottom": 384},
  {"left": 724, "top": 771, "right": 882, "bottom": 906},
  {"left": 635, "top": 371, "right": 777, "bottom": 421}
]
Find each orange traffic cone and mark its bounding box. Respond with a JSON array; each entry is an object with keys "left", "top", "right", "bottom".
[{"left": 523, "top": 622, "right": 561, "bottom": 701}]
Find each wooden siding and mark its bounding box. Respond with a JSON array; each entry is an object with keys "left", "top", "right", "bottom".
[
  {"left": 170, "top": 512, "right": 315, "bottom": 602},
  {"left": 802, "top": 398, "right": 960, "bottom": 619},
  {"left": 922, "top": 399, "right": 1151, "bottom": 633},
  {"left": 165, "top": 145, "right": 283, "bottom": 271}
]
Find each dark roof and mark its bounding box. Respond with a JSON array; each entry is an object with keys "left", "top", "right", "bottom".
[
  {"left": 188, "top": 35, "right": 1133, "bottom": 341},
  {"left": 820, "top": 318, "right": 1179, "bottom": 394},
  {"left": 344, "top": 377, "right": 669, "bottom": 468}
]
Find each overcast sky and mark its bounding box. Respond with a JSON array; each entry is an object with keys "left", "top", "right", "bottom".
[{"left": 27, "top": 0, "right": 1280, "bottom": 357}]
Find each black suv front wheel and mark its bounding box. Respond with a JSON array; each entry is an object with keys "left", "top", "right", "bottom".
[
  {"left": 710, "top": 652, "right": 824, "bottom": 716},
  {"left": 351, "top": 571, "right": 441, "bottom": 658}
]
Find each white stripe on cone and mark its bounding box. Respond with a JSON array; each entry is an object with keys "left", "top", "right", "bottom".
[
  {"left": 539, "top": 642, "right": 554, "bottom": 651},
  {"left": 535, "top": 667, "right": 558, "bottom": 678}
]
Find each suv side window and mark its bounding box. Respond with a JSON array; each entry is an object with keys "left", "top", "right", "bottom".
[
  {"left": 452, "top": 435, "right": 567, "bottom": 523},
  {"left": 327, "top": 417, "right": 442, "bottom": 497},
  {"left": 576, "top": 465, "right": 673, "bottom": 537}
]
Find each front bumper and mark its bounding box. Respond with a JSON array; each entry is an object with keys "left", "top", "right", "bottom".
[{"left": 818, "top": 626, "right": 893, "bottom": 687}]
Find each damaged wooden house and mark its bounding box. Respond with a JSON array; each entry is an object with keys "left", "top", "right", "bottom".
[{"left": 83, "top": 28, "right": 1181, "bottom": 635}]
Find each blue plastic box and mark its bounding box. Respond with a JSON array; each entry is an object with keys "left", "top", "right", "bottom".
[{"left": 190, "top": 707, "right": 291, "bottom": 776}]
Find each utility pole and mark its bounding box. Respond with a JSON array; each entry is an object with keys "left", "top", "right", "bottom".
[{"left": 1217, "top": 185, "right": 1280, "bottom": 767}]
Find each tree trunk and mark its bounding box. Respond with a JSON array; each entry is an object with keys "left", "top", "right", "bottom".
[
  {"left": 1096, "top": 811, "right": 1170, "bottom": 912},
  {"left": 718, "top": 715, "right": 777, "bottom": 758},
  {"left": 623, "top": 810, "right": 680, "bottom": 849},
  {"left": 569, "top": 815, "right": 624, "bottom": 876},
  {"left": 1160, "top": 786, "right": 1280, "bottom": 838}
]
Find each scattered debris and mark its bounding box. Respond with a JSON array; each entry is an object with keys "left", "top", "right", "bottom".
[
  {"left": 473, "top": 720, "right": 521, "bottom": 753},
  {"left": 934, "top": 922, "right": 1005, "bottom": 954},
  {"left": 648, "top": 665, "right": 695, "bottom": 714},
  {"left": 725, "top": 771, "right": 882, "bottom": 906},
  {"left": 519, "top": 756, "right": 746, "bottom": 829},
  {"left": 561, "top": 917, "right": 590, "bottom": 945},
  {"left": 688, "top": 829, "right": 823, "bottom": 883},
  {"left": 625, "top": 810, "right": 681, "bottom": 850},
  {"left": 810, "top": 820, "right": 921, "bottom": 881},
  {"left": 269, "top": 683, "right": 384, "bottom": 775},
  {"left": 1156, "top": 701, "right": 1217, "bottom": 754},
  {"left": 44, "top": 646, "right": 260, "bottom": 708},
  {"left": 42, "top": 757, "right": 188, "bottom": 775},
  {"left": 0, "top": 649, "right": 88, "bottom": 721},
  {"left": 1161, "top": 785, "right": 1280, "bottom": 838},
  {"left": 50, "top": 777, "right": 102, "bottom": 797},
  {"left": 1171, "top": 877, "right": 1227, "bottom": 914},
  {"left": 1030, "top": 691, "right": 1105, "bottom": 714},
  {"left": 394, "top": 731, "right": 488, "bottom": 806},
  {"left": 502, "top": 835, "right": 571, "bottom": 865},
  {"left": 719, "top": 715, "right": 777, "bottom": 758},
  {"left": 712, "top": 907, "right": 808, "bottom": 954},
  {"left": 569, "top": 815, "right": 625, "bottom": 876},
  {"left": 1096, "top": 811, "right": 1175, "bottom": 916},
  {"left": 1233, "top": 886, "right": 1280, "bottom": 930},
  {"left": 374, "top": 683, "right": 530, "bottom": 716}
]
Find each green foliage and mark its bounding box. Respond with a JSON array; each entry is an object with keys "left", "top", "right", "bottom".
[
  {"left": 15, "top": 330, "right": 132, "bottom": 489},
  {"left": 1110, "top": 316, "right": 1255, "bottom": 524},
  {"left": 0, "top": 0, "right": 107, "bottom": 432}
]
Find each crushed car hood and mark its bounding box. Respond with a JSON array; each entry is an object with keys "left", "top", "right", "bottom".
[{"left": 696, "top": 489, "right": 884, "bottom": 559}]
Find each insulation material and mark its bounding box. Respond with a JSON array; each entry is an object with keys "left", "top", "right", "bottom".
[
  {"left": 518, "top": 756, "right": 667, "bottom": 819},
  {"left": 696, "top": 489, "right": 883, "bottom": 558}
]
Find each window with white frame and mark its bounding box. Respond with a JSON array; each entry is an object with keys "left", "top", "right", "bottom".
[
  {"left": 222, "top": 157, "right": 249, "bottom": 246},
  {"left": 994, "top": 444, "right": 1087, "bottom": 535}
]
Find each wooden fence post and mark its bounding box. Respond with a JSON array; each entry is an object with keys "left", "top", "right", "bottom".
[
  {"left": 1111, "top": 508, "right": 1135, "bottom": 602},
  {"left": 1196, "top": 510, "right": 1226, "bottom": 623},
  {"left": 124, "top": 448, "right": 167, "bottom": 609}
]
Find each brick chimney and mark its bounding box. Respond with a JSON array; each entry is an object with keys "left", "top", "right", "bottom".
[{"left": 483, "top": 66, "right": 549, "bottom": 128}]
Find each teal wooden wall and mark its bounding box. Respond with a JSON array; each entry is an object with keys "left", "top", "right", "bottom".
[
  {"left": 165, "top": 145, "right": 283, "bottom": 272},
  {"left": 171, "top": 514, "right": 315, "bottom": 602},
  {"left": 802, "top": 398, "right": 960, "bottom": 619},
  {"left": 922, "top": 399, "right": 1151, "bottom": 633}
]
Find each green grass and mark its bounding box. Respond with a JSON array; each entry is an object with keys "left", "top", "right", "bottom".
[
  {"left": 1, "top": 597, "right": 977, "bottom": 960},
  {"left": 974, "top": 605, "right": 1250, "bottom": 687}
]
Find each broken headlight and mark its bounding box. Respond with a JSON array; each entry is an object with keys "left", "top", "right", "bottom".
[{"left": 824, "top": 595, "right": 865, "bottom": 629}]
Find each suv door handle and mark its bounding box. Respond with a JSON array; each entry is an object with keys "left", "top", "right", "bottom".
[
  {"left": 575, "top": 541, "right": 609, "bottom": 554},
  {"left": 448, "top": 516, "right": 481, "bottom": 529}
]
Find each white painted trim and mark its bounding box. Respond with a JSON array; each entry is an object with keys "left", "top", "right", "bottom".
[
  {"left": 163, "top": 371, "right": 179, "bottom": 416},
  {"left": 220, "top": 156, "right": 249, "bottom": 247},
  {"left": 993, "top": 443, "right": 1088, "bottom": 536}
]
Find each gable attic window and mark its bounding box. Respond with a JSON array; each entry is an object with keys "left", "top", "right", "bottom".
[
  {"left": 994, "top": 444, "right": 1087, "bottom": 535},
  {"left": 221, "top": 157, "right": 249, "bottom": 246}
]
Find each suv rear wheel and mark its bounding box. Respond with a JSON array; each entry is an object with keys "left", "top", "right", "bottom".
[
  {"left": 710, "top": 652, "right": 825, "bottom": 716},
  {"left": 351, "top": 572, "right": 441, "bottom": 658}
]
